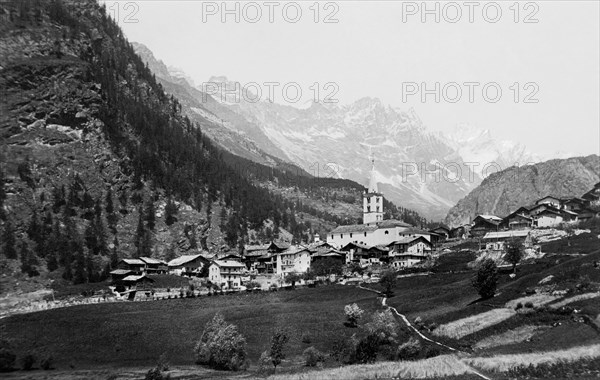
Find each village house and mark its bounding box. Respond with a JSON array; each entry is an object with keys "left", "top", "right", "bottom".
[
  {"left": 139, "top": 257, "right": 168, "bottom": 274},
  {"left": 480, "top": 230, "right": 533, "bottom": 251},
  {"left": 276, "top": 246, "right": 312, "bottom": 276},
  {"left": 563, "top": 197, "right": 587, "bottom": 213},
  {"left": 390, "top": 253, "right": 429, "bottom": 269},
  {"left": 311, "top": 249, "right": 346, "bottom": 264},
  {"left": 388, "top": 236, "right": 432, "bottom": 256},
  {"left": 582, "top": 182, "right": 600, "bottom": 206},
  {"left": 114, "top": 274, "right": 154, "bottom": 292},
  {"left": 340, "top": 242, "right": 389, "bottom": 266},
  {"left": 501, "top": 207, "right": 534, "bottom": 230},
  {"left": 167, "top": 254, "right": 210, "bottom": 276},
  {"left": 470, "top": 215, "right": 502, "bottom": 237},
  {"left": 429, "top": 226, "right": 450, "bottom": 240},
  {"left": 109, "top": 269, "right": 132, "bottom": 283},
  {"left": 535, "top": 195, "right": 564, "bottom": 209},
  {"left": 208, "top": 260, "right": 246, "bottom": 289},
  {"left": 117, "top": 259, "right": 146, "bottom": 275}
]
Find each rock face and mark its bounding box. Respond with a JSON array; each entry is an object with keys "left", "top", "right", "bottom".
[{"left": 444, "top": 155, "right": 600, "bottom": 227}]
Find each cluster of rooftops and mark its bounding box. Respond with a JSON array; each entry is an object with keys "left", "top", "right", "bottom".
[{"left": 465, "top": 182, "right": 600, "bottom": 238}]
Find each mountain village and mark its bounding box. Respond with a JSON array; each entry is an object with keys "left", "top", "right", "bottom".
[{"left": 109, "top": 161, "right": 600, "bottom": 296}]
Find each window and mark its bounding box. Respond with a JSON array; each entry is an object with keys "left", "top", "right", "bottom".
[
  {"left": 331, "top": 235, "right": 334, "bottom": 239},
  {"left": 341, "top": 234, "right": 343, "bottom": 239},
  {"left": 350, "top": 233, "right": 353, "bottom": 238},
  {"left": 364, "top": 232, "right": 367, "bottom": 237},
  {"left": 385, "top": 230, "right": 389, "bottom": 235}
]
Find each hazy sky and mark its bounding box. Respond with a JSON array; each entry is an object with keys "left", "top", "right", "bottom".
[{"left": 104, "top": 0, "right": 600, "bottom": 158}]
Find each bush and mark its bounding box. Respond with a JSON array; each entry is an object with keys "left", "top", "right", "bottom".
[
  {"left": 423, "top": 344, "right": 441, "bottom": 358},
  {"left": 344, "top": 303, "right": 365, "bottom": 327},
  {"left": 379, "top": 270, "right": 397, "bottom": 296},
  {"left": 269, "top": 329, "right": 289, "bottom": 369},
  {"left": 145, "top": 367, "right": 170, "bottom": 380},
  {"left": 472, "top": 259, "right": 498, "bottom": 299},
  {"left": 21, "top": 354, "right": 36, "bottom": 371},
  {"left": 301, "top": 332, "right": 312, "bottom": 344},
  {"left": 194, "top": 313, "right": 247, "bottom": 371},
  {"left": 40, "top": 355, "right": 53, "bottom": 370},
  {"left": 0, "top": 348, "right": 16, "bottom": 372},
  {"left": 363, "top": 310, "right": 399, "bottom": 345},
  {"left": 354, "top": 334, "right": 379, "bottom": 364},
  {"left": 515, "top": 302, "right": 523, "bottom": 310},
  {"left": 330, "top": 337, "right": 356, "bottom": 364},
  {"left": 257, "top": 351, "right": 272, "bottom": 374},
  {"left": 525, "top": 301, "right": 534, "bottom": 308},
  {"left": 303, "top": 347, "right": 325, "bottom": 367},
  {"left": 396, "top": 338, "right": 421, "bottom": 360}
]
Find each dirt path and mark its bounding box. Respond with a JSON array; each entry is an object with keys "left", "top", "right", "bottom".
[{"left": 357, "top": 284, "right": 493, "bottom": 380}]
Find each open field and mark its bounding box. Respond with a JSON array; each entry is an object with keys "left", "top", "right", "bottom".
[
  {"left": 464, "top": 343, "right": 600, "bottom": 373},
  {"left": 432, "top": 308, "right": 516, "bottom": 340},
  {"left": 0, "top": 285, "right": 380, "bottom": 370}
]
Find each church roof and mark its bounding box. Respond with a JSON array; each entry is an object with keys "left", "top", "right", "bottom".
[{"left": 330, "top": 219, "right": 412, "bottom": 234}]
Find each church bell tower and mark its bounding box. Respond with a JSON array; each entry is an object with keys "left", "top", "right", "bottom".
[{"left": 363, "top": 156, "right": 383, "bottom": 224}]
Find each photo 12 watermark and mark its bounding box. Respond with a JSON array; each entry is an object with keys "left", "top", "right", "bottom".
[
  {"left": 401, "top": 82, "right": 540, "bottom": 104},
  {"left": 201, "top": 1, "right": 340, "bottom": 23},
  {"left": 401, "top": 1, "right": 540, "bottom": 24},
  {"left": 201, "top": 81, "right": 340, "bottom": 104}
]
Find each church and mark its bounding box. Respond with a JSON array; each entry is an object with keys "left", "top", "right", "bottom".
[{"left": 327, "top": 159, "right": 415, "bottom": 248}]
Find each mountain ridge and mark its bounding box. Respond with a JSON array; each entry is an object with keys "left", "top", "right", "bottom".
[{"left": 444, "top": 154, "right": 600, "bottom": 227}]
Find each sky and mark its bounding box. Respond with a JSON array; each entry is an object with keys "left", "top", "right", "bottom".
[{"left": 103, "top": 0, "right": 600, "bottom": 158}]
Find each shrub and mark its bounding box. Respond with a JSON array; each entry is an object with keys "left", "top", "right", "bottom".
[
  {"left": 303, "top": 347, "right": 325, "bottom": 367},
  {"left": 145, "top": 367, "right": 170, "bottom": 380},
  {"left": 0, "top": 348, "right": 16, "bottom": 372},
  {"left": 379, "top": 270, "right": 397, "bottom": 296},
  {"left": 363, "top": 310, "right": 399, "bottom": 345},
  {"left": 301, "top": 332, "right": 312, "bottom": 344},
  {"left": 257, "top": 351, "right": 272, "bottom": 374},
  {"left": 515, "top": 302, "right": 523, "bottom": 310},
  {"left": 472, "top": 259, "right": 498, "bottom": 299},
  {"left": 330, "top": 337, "right": 356, "bottom": 364},
  {"left": 396, "top": 338, "right": 421, "bottom": 360},
  {"left": 21, "top": 354, "right": 36, "bottom": 371},
  {"left": 269, "top": 328, "right": 289, "bottom": 369},
  {"left": 40, "top": 355, "right": 53, "bottom": 370},
  {"left": 194, "top": 313, "right": 247, "bottom": 371},
  {"left": 354, "top": 334, "right": 379, "bottom": 364},
  {"left": 344, "top": 303, "right": 365, "bottom": 327},
  {"left": 525, "top": 301, "right": 534, "bottom": 308}
]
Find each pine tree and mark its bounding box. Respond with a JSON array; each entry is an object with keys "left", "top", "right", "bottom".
[
  {"left": 145, "top": 197, "right": 156, "bottom": 230},
  {"left": 72, "top": 247, "right": 87, "bottom": 284},
  {"left": 0, "top": 168, "right": 6, "bottom": 220},
  {"left": 105, "top": 188, "right": 114, "bottom": 215},
  {"left": 164, "top": 197, "right": 178, "bottom": 226},
  {"left": 2, "top": 219, "right": 17, "bottom": 259}
]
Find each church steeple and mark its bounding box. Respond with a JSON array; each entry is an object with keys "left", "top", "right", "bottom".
[{"left": 363, "top": 154, "right": 383, "bottom": 224}]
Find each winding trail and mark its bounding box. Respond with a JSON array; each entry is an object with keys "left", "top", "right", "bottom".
[{"left": 358, "top": 284, "right": 493, "bottom": 380}]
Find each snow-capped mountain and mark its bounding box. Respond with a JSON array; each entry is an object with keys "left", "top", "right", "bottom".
[
  {"left": 130, "top": 43, "right": 542, "bottom": 220},
  {"left": 440, "top": 123, "right": 542, "bottom": 178}
]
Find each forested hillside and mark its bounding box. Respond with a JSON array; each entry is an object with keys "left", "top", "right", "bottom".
[{"left": 0, "top": 0, "right": 429, "bottom": 291}]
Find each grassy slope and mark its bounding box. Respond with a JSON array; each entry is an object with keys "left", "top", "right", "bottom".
[{"left": 0, "top": 285, "right": 380, "bottom": 369}]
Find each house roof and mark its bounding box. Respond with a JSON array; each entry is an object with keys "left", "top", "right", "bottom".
[
  {"left": 475, "top": 215, "right": 503, "bottom": 222},
  {"left": 212, "top": 260, "right": 245, "bottom": 268},
  {"left": 430, "top": 226, "right": 450, "bottom": 233},
  {"left": 401, "top": 228, "right": 439, "bottom": 236},
  {"left": 535, "top": 195, "right": 562, "bottom": 204},
  {"left": 121, "top": 274, "right": 154, "bottom": 282},
  {"left": 388, "top": 236, "right": 432, "bottom": 246},
  {"left": 330, "top": 219, "right": 412, "bottom": 235},
  {"left": 330, "top": 224, "right": 378, "bottom": 234},
  {"left": 120, "top": 258, "right": 145, "bottom": 266},
  {"left": 482, "top": 230, "right": 530, "bottom": 240},
  {"left": 269, "top": 241, "right": 291, "bottom": 250},
  {"left": 109, "top": 269, "right": 132, "bottom": 275},
  {"left": 139, "top": 257, "right": 166, "bottom": 265},
  {"left": 168, "top": 254, "right": 206, "bottom": 267},
  {"left": 279, "top": 246, "right": 311, "bottom": 256},
  {"left": 313, "top": 252, "right": 345, "bottom": 259},
  {"left": 340, "top": 242, "right": 372, "bottom": 251}
]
